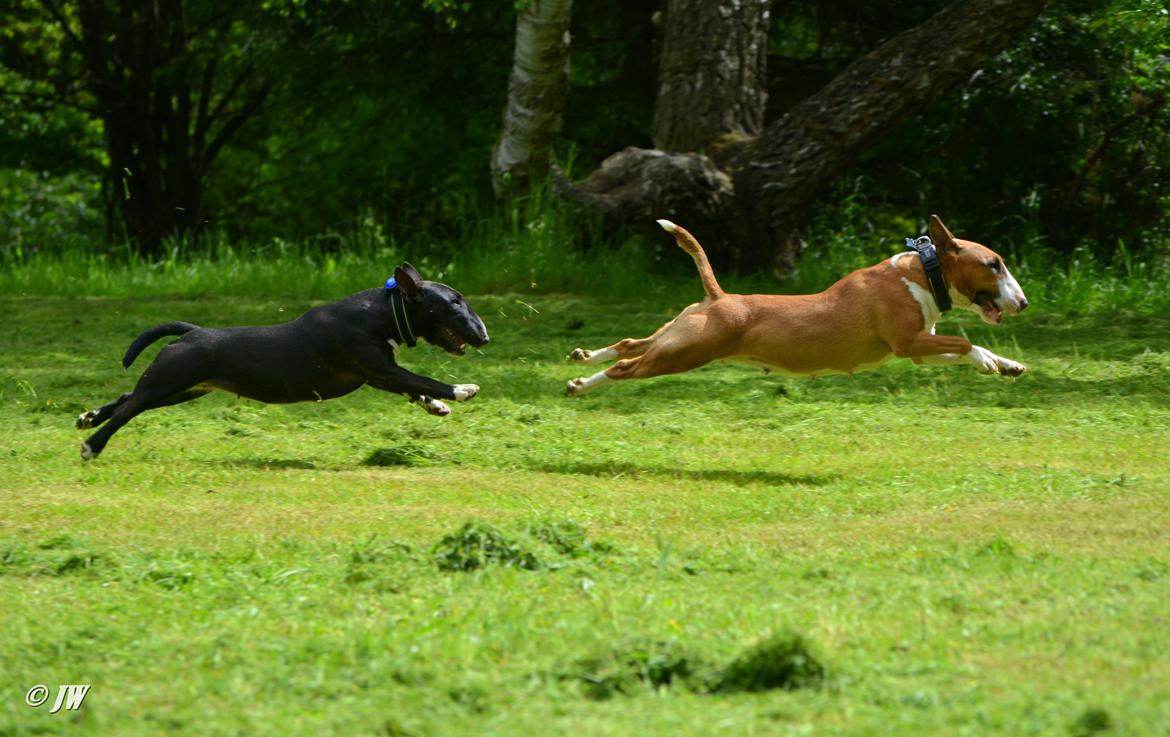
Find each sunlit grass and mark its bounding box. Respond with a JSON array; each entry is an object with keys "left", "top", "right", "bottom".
[{"left": 1, "top": 291, "right": 1168, "bottom": 735}]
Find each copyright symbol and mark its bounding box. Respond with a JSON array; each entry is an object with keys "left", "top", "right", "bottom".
[{"left": 26, "top": 685, "right": 49, "bottom": 707}]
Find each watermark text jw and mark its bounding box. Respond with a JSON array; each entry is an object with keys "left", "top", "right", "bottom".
[{"left": 25, "top": 684, "right": 91, "bottom": 713}]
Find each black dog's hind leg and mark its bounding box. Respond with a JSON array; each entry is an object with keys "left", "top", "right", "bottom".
[
  {"left": 76, "top": 390, "right": 202, "bottom": 430},
  {"left": 76, "top": 393, "right": 131, "bottom": 429},
  {"left": 80, "top": 341, "right": 217, "bottom": 460},
  {"left": 81, "top": 388, "right": 210, "bottom": 460}
]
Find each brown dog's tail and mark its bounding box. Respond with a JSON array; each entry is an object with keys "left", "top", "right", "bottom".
[{"left": 657, "top": 219, "right": 725, "bottom": 300}]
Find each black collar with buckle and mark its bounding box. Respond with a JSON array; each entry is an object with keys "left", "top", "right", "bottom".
[
  {"left": 383, "top": 277, "right": 417, "bottom": 347},
  {"left": 904, "top": 236, "right": 952, "bottom": 313}
]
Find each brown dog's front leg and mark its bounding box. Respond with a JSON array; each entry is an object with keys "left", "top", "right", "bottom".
[
  {"left": 888, "top": 332, "right": 973, "bottom": 360},
  {"left": 892, "top": 332, "right": 1024, "bottom": 376}
]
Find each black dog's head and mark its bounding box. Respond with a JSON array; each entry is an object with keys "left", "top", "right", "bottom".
[{"left": 394, "top": 263, "right": 489, "bottom": 355}]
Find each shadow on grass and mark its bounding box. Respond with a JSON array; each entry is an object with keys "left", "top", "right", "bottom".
[
  {"left": 211, "top": 457, "right": 320, "bottom": 470},
  {"left": 533, "top": 460, "right": 833, "bottom": 488},
  {"left": 785, "top": 369, "right": 1170, "bottom": 408}
]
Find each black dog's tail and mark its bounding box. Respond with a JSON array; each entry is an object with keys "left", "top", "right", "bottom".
[{"left": 122, "top": 322, "right": 200, "bottom": 368}]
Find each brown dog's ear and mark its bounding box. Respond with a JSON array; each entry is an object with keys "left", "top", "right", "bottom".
[
  {"left": 394, "top": 262, "right": 424, "bottom": 299},
  {"left": 929, "top": 214, "right": 961, "bottom": 253}
]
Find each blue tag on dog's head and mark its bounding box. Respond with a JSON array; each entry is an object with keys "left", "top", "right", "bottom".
[{"left": 384, "top": 277, "right": 397, "bottom": 290}]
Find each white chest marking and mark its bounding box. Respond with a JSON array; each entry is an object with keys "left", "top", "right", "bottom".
[{"left": 901, "top": 277, "right": 940, "bottom": 333}]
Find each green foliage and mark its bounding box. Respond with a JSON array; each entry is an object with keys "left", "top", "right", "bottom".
[
  {"left": 2, "top": 0, "right": 1168, "bottom": 269},
  {"left": 838, "top": 0, "right": 1170, "bottom": 260},
  {"left": 0, "top": 168, "right": 102, "bottom": 256},
  {"left": 2, "top": 187, "right": 1168, "bottom": 317}
]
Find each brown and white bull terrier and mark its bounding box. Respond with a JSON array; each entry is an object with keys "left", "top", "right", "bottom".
[{"left": 566, "top": 215, "right": 1028, "bottom": 396}]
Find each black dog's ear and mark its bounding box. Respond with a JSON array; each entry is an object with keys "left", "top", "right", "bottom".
[
  {"left": 929, "top": 214, "right": 962, "bottom": 253},
  {"left": 394, "top": 262, "right": 424, "bottom": 299}
]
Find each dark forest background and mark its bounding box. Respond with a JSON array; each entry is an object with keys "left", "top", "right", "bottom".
[{"left": 1, "top": 0, "right": 1167, "bottom": 278}]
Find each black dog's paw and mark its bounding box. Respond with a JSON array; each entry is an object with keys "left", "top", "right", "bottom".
[
  {"left": 452, "top": 384, "right": 479, "bottom": 401},
  {"left": 413, "top": 395, "right": 451, "bottom": 416},
  {"left": 76, "top": 410, "right": 97, "bottom": 429}
]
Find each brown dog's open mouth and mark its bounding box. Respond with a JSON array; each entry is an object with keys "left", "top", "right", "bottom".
[
  {"left": 978, "top": 301, "right": 1003, "bottom": 324},
  {"left": 973, "top": 292, "right": 1003, "bottom": 325},
  {"left": 440, "top": 326, "right": 466, "bottom": 355}
]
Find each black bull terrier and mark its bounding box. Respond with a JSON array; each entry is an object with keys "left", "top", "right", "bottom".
[{"left": 76, "top": 263, "right": 489, "bottom": 460}]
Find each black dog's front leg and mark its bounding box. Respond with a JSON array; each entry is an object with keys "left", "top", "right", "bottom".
[{"left": 366, "top": 364, "right": 480, "bottom": 416}]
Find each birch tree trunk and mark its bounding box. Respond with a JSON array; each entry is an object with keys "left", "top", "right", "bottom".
[
  {"left": 491, "top": 0, "right": 574, "bottom": 197},
  {"left": 556, "top": 0, "right": 1049, "bottom": 273}
]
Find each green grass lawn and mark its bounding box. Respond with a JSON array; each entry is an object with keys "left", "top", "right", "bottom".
[{"left": 2, "top": 291, "right": 1168, "bottom": 736}]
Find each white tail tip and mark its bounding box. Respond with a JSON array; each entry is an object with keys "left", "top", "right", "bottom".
[{"left": 656, "top": 219, "right": 677, "bottom": 233}]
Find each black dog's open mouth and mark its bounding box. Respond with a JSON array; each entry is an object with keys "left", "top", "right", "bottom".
[{"left": 440, "top": 326, "right": 466, "bottom": 355}]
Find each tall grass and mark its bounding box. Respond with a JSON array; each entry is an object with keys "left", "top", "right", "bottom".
[{"left": 2, "top": 184, "right": 1167, "bottom": 314}]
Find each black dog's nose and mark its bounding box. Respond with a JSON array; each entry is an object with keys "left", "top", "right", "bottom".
[{"left": 1018, "top": 298, "right": 1029, "bottom": 312}]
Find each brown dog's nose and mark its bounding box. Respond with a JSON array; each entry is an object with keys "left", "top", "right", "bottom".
[{"left": 1018, "top": 298, "right": 1028, "bottom": 312}]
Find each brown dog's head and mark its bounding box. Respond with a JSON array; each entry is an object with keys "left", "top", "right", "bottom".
[{"left": 930, "top": 214, "right": 1028, "bottom": 325}]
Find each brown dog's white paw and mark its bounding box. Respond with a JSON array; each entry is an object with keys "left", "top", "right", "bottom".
[
  {"left": 997, "top": 359, "right": 1026, "bottom": 377},
  {"left": 568, "top": 347, "right": 617, "bottom": 365},
  {"left": 967, "top": 346, "right": 1000, "bottom": 374},
  {"left": 566, "top": 371, "right": 609, "bottom": 396}
]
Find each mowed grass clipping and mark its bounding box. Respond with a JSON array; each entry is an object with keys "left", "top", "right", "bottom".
[{"left": 1, "top": 291, "right": 1169, "bottom": 736}]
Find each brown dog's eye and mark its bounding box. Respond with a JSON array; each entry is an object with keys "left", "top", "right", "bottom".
[{"left": 988, "top": 261, "right": 1001, "bottom": 274}]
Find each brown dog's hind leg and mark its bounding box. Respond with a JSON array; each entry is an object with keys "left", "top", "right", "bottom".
[
  {"left": 567, "top": 302, "right": 707, "bottom": 366},
  {"left": 568, "top": 319, "right": 728, "bottom": 396},
  {"left": 568, "top": 336, "right": 655, "bottom": 365}
]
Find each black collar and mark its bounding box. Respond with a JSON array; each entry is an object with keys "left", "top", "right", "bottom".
[
  {"left": 385, "top": 284, "right": 417, "bottom": 347},
  {"left": 905, "top": 236, "right": 952, "bottom": 312}
]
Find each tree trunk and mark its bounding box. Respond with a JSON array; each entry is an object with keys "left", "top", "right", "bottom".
[
  {"left": 68, "top": 0, "right": 270, "bottom": 255},
  {"left": 491, "top": 0, "right": 574, "bottom": 197},
  {"left": 653, "top": 0, "right": 770, "bottom": 153},
  {"left": 557, "top": 0, "right": 1049, "bottom": 274},
  {"left": 734, "top": 0, "right": 1051, "bottom": 270}
]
